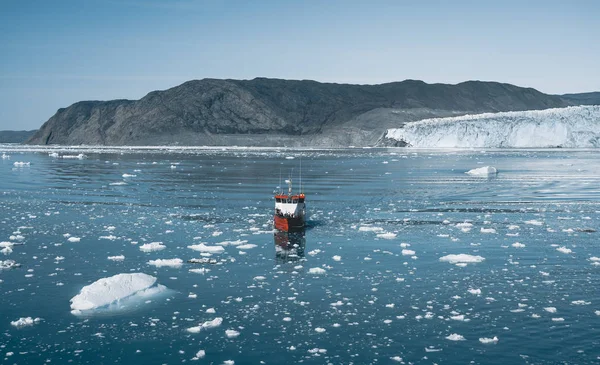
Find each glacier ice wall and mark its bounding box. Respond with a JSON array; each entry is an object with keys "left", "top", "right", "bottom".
[{"left": 385, "top": 106, "right": 600, "bottom": 148}]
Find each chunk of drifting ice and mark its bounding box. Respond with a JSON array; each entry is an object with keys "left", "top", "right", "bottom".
[
  {"left": 13, "top": 162, "right": 30, "bottom": 167},
  {"left": 480, "top": 228, "right": 496, "bottom": 234},
  {"left": 552, "top": 317, "right": 565, "bottom": 322},
  {"left": 401, "top": 249, "right": 416, "bottom": 256},
  {"left": 10, "top": 317, "right": 41, "bottom": 328},
  {"left": 377, "top": 232, "right": 397, "bottom": 239},
  {"left": 70, "top": 273, "right": 164, "bottom": 312},
  {"left": 148, "top": 259, "right": 183, "bottom": 268},
  {"left": 390, "top": 356, "right": 403, "bottom": 362},
  {"left": 556, "top": 246, "right": 572, "bottom": 254},
  {"left": 237, "top": 244, "right": 257, "bottom": 250},
  {"left": 571, "top": 300, "right": 590, "bottom": 305},
  {"left": 524, "top": 220, "right": 543, "bottom": 226},
  {"left": 67, "top": 237, "right": 81, "bottom": 243},
  {"left": 202, "top": 317, "right": 223, "bottom": 329},
  {"left": 468, "top": 288, "right": 481, "bottom": 295},
  {"left": 466, "top": 166, "right": 497, "bottom": 176},
  {"left": 445, "top": 333, "right": 466, "bottom": 341},
  {"left": 225, "top": 329, "right": 240, "bottom": 338},
  {"left": 479, "top": 336, "right": 499, "bottom": 344},
  {"left": 314, "top": 327, "right": 326, "bottom": 333},
  {"left": 332, "top": 255, "right": 341, "bottom": 261},
  {"left": 108, "top": 255, "right": 125, "bottom": 261},
  {"left": 191, "top": 350, "right": 206, "bottom": 360},
  {"left": 308, "top": 267, "right": 326, "bottom": 275},
  {"left": 188, "top": 243, "right": 225, "bottom": 253},
  {"left": 139, "top": 242, "right": 166, "bottom": 252},
  {"left": 253, "top": 276, "right": 266, "bottom": 281},
  {"left": 512, "top": 242, "right": 525, "bottom": 248},
  {"left": 358, "top": 226, "right": 384, "bottom": 232},
  {"left": 544, "top": 307, "right": 557, "bottom": 313},
  {"left": 439, "top": 254, "right": 485, "bottom": 264}
]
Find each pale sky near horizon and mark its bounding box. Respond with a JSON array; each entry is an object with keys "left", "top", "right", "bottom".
[{"left": 1, "top": 0, "right": 598, "bottom": 130}]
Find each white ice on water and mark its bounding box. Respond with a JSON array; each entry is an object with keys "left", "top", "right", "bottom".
[
  {"left": 385, "top": 105, "right": 600, "bottom": 148},
  {"left": 308, "top": 267, "right": 326, "bottom": 275},
  {"left": 139, "top": 242, "right": 166, "bottom": 252},
  {"left": 10, "top": 317, "right": 41, "bottom": 328},
  {"left": 148, "top": 258, "right": 183, "bottom": 268},
  {"left": 445, "top": 333, "right": 466, "bottom": 341},
  {"left": 466, "top": 166, "right": 497, "bottom": 176},
  {"left": 439, "top": 254, "right": 485, "bottom": 265},
  {"left": 479, "top": 336, "right": 499, "bottom": 344},
  {"left": 188, "top": 243, "right": 225, "bottom": 253},
  {"left": 69, "top": 273, "right": 165, "bottom": 312}
]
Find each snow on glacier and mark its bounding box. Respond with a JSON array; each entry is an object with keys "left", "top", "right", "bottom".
[
  {"left": 385, "top": 106, "right": 600, "bottom": 148},
  {"left": 69, "top": 273, "right": 166, "bottom": 313}
]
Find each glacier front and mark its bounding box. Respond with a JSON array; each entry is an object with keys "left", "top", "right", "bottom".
[{"left": 383, "top": 106, "right": 600, "bottom": 148}]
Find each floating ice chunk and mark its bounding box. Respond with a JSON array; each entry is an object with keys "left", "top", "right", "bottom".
[
  {"left": 480, "top": 228, "right": 496, "bottom": 234},
  {"left": 122, "top": 173, "right": 136, "bottom": 178},
  {"left": 544, "top": 307, "right": 557, "bottom": 313},
  {"left": 225, "top": 329, "right": 240, "bottom": 338},
  {"left": 401, "top": 249, "right": 416, "bottom": 256},
  {"left": 450, "top": 314, "right": 469, "bottom": 321},
  {"left": 358, "top": 226, "right": 383, "bottom": 232},
  {"left": 445, "top": 333, "right": 466, "bottom": 341},
  {"left": 283, "top": 317, "right": 292, "bottom": 322},
  {"left": 332, "top": 255, "right": 341, "bottom": 261},
  {"left": 590, "top": 257, "right": 600, "bottom": 262},
  {"left": 253, "top": 276, "right": 266, "bottom": 281},
  {"left": 189, "top": 268, "right": 210, "bottom": 274},
  {"left": 188, "top": 243, "right": 225, "bottom": 253},
  {"left": 139, "top": 242, "right": 166, "bottom": 252},
  {"left": 468, "top": 288, "right": 481, "bottom": 295},
  {"left": 314, "top": 327, "right": 326, "bottom": 333},
  {"left": 390, "top": 356, "right": 403, "bottom": 362},
  {"left": 148, "top": 259, "right": 183, "bottom": 268},
  {"left": 0, "top": 260, "right": 19, "bottom": 269},
  {"left": 571, "top": 300, "right": 591, "bottom": 305},
  {"left": 10, "top": 317, "right": 41, "bottom": 328},
  {"left": 2, "top": 153, "right": 10, "bottom": 159},
  {"left": 62, "top": 154, "right": 86, "bottom": 159},
  {"left": 191, "top": 350, "right": 206, "bottom": 360},
  {"left": 377, "top": 232, "right": 397, "bottom": 239},
  {"left": 595, "top": 311, "right": 600, "bottom": 316},
  {"left": 524, "top": 220, "right": 543, "bottom": 226},
  {"left": 512, "top": 242, "right": 526, "bottom": 248},
  {"left": 107, "top": 255, "right": 125, "bottom": 261},
  {"left": 237, "top": 244, "right": 257, "bottom": 250},
  {"left": 70, "top": 273, "right": 165, "bottom": 312},
  {"left": 109, "top": 181, "right": 127, "bottom": 186},
  {"left": 508, "top": 225, "right": 520, "bottom": 230},
  {"left": 479, "top": 336, "right": 499, "bottom": 344},
  {"left": 67, "top": 237, "right": 81, "bottom": 243},
  {"left": 206, "top": 308, "right": 216, "bottom": 314},
  {"left": 552, "top": 317, "right": 565, "bottom": 322},
  {"left": 48, "top": 152, "right": 59, "bottom": 158},
  {"left": 202, "top": 317, "right": 223, "bottom": 329},
  {"left": 456, "top": 222, "right": 473, "bottom": 228},
  {"left": 308, "top": 267, "right": 326, "bottom": 275},
  {"left": 556, "top": 246, "right": 572, "bottom": 254},
  {"left": 13, "top": 161, "right": 30, "bottom": 167},
  {"left": 466, "top": 166, "right": 497, "bottom": 176},
  {"left": 439, "top": 254, "right": 485, "bottom": 264},
  {"left": 223, "top": 361, "right": 234, "bottom": 365}
]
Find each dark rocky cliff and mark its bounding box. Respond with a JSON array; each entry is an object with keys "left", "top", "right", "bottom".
[{"left": 27, "top": 78, "right": 589, "bottom": 147}]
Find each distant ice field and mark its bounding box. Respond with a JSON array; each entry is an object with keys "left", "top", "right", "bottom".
[{"left": 0, "top": 146, "right": 599, "bottom": 364}]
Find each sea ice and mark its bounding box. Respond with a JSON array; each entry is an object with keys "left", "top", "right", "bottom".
[
  {"left": 544, "top": 307, "right": 557, "bottom": 313},
  {"left": 188, "top": 243, "right": 225, "bottom": 253},
  {"left": 332, "top": 255, "right": 341, "bottom": 261},
  {"left": 524, "top": 220, "right": 543, "bottom": 226},
  {"left": 67, "top": 237, "right": 81, "bottom": 243},
  {"left": 225, "top": 329, "right": 240, "bottom": 338},
  {"left": 512, "top": 242, "right": 525, "bottom": 248},
  {"left": 479, "top": 336, "right": 499, "bottom": 344},
  {"left": 480, "top": 228, "right": 496, "bottom": 234},
  {"left": 108, "top": 255, "right": 125, "bottom": 261},
  {"left": 13, "top": 161, "right": 30, "bottom": 167},
  {"left": 191, "top": 350, "right": 206, "bottom": 360},
  {"left": 139, "top": 242, "right": 166, "bottom": 252},
  {"left": 148, "top": 258, "right": 183, "bottom": 268},
  {"left": 70, "top": 273, "right": 165, "bottom": 312},
  {"left": 377, "top": 232, "right": 397, "bottom": 239},
  {"left": 10, "top": 317, "right": 41, "bottom": 328},
  {"left": 237, "top": 244, "right": 257, "bottom": 250},
  {"left": 308, "top": 267, "right": 326, "bottom": 275},
  {"left": 556, "top": 246, "right": 572, "bottom": 254},
  {"left": 468, "top": 288, "right": 481, "bottom": 295},
  {"left": 439, "top": 254, "right": 485, "bottom": 264},
  {"left": 401, "top": 249, "right": 416, "bottom": 256},
  {"left": 466, "top": 166, "right": 497, "bottom": 176},
  {"left": 445, "top": 333, "right": 466, "bottom": 341}
]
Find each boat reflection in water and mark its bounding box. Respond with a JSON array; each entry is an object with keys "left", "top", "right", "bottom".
[{"left": 274, "top": 230, "right": 306, "bottom": 262}]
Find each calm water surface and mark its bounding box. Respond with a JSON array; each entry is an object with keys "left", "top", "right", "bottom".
[{"left": 0, "top": 146, "right": 599, "bottom": 364}]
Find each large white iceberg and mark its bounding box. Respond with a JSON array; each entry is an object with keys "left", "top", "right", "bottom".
[
  {"left": 384, "top": 106, "right": 600, "bottom": 148},
  {"left": 70, "top": 273, "right": 166, "bottom": 313}
]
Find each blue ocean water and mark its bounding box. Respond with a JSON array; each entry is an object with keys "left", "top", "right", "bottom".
[{"left": 0, "top": 146, "right": 599, "bottom": 364}]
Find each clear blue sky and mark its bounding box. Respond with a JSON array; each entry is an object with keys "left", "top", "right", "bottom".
[{"left": 1, "top": 0, "right": 598, "bottom": 130}]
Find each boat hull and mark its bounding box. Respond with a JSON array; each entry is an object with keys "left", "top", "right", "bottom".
[{"left": 274, "top": 215, "right": 305, "bottom": 232}]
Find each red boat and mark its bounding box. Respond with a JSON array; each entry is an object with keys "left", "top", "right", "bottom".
[{"left": 274, "top": 177, "right": 306, "bottom": 232}]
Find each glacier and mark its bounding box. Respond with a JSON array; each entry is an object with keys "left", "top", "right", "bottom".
[{"left": 384, "top": 106, "right": 600, "bottom": 148}]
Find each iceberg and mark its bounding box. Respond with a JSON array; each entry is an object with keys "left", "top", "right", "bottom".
[
  {"left": 466, "top": 166, "right": 497, "bottom": 176},
  {"left": 11, "top": 317, "right": 41, "bottom": 328},
  {"left": 70, "top": 273, "right": 166, "bottom": 313},
  {"left": 188, "top": 243, "right": 225, "bottom": 253},
  {"left": 384, "top": 106, "right": 600, "bottom": 148},
  {"left": 439, "top": 254, "right": 485, "bottom": 264}
]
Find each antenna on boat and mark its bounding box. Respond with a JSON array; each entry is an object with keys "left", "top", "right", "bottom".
[
  {"left": 299, "top": 156, "right": 302, "bottom": 194},
  {"left": 279, "top": 168, "right": 282, "bottom": 194}
]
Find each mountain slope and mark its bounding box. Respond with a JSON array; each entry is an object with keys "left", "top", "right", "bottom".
[{"left": 27, "top": 78, "right": 583, "bottom": 146}]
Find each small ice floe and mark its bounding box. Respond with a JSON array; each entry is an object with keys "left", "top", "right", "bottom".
[
  {"left": 450, "top": 314, "right": 469, "bottom": 321},
  {"left": 439, "top": 254, "right": 485, "bottom": 265},
  {"left": 479, "top": 336, "right": 499, "bottom": 344},
  {"left": 10, "top": 317, "right": 41, "bottom": 328},
  {"left": 314, "top": 327, "right": 326, "bottom": 333},
  {"left": 524, "top": 220, "right": 543, "bottom": 226},
  {"left": 480, "top": 228, "right": 496, "bottom": 234},
  {"left": 139, "top": 242, "right": 166, "bottom": 252},
  {"left": 508, "top": 225, "right": 520, "bottom": 230},
  {"left": 468, "top": 288, "right": 481, "bottom": 295},
  {"left": 556, "top": 246, "right": 572, "bottom": 254},
  {"left": 13, "top": 161, "right": 30, "bottom": 167},
  {"left": 253, "top": 276, "right": 266, "bottom": 281},
  {"left": 206, "top": 308, "right": 216, "bottom": 313},
  {"left": 148, "top": 259, "right": 183, "bottom": 268},
  {"left": 191, "top": 350, "right": 206, "bottom": 360},
  {"left": 465, "top": 166, "right": 497, "bottom": 176},
  {"left": 188, "top": 258, "right": 218, "bottom": 264},
  {"left": 571, "top": 300, "right": 591, "bottom": 306},
  {"left": 62, "top": 154, "right": 86, "bottom": 159},
  {"left": 590, "top": 257, "right": 600, "bottom": 266},
  {"left": 445, "top": 333, "right": 466, "bottom": 341},
  {"left": 70, "top": 273, "right": 166, "bottom": 314},
  {"left": 358, "top": 226, "right": 384, "bottom": 232},
  {"left": 401, "top": 249, "right": 416, "bottom": 256},
  {"left": 2, "top": 153, "right": 10, "bottom": 159},
  {"left": 377, "top": 232, "right": 397, "bottom": 239},
  {"left": 308, "top": 267, "right": 326, "bottom": 275},
  {"left": 552, "top": 317, "right": 565, "bottom": 322},
  {"left": 48, "top": 152, "right": 59, "bottom": 158},
  {"left": 544, "top": 307, "right": 557, "bottom": 313},
  {"left": 188, "top": 293, "right": 197, "bottom": 298},
  {"left": 109, "top": 181, "right": 127, "bottom": 186},
  {"left": 67, "top": 237, "right": 81, "bottom": 243},
  {"left": 595, "top": 310, "right": 600, "bottom": 316},
  {"left": 0, "top": 260, "right": 19, "bottom": 270},
  {"left": 237, "top": 244, "right": 257, "bottom": 250},
  {"left": 390, "top": 356, "right": 403, "bottom": 362},
  {"left": 512, "top": 242, "right": 526, "bottom": 248},
  {"left": 225, "top": 329, "right": 240, "bottom": 338},
  {"left": 332, "top": 255, "right": 341, "bottom": 261},
  {"left": 189, "top": 268, "right": 210, "bottom": 275},
  {"left": 187, "top": 318, "right": 223, "bottom": 333},
  {"left": 188, "top": 243, "right": 225, "bottom": 253}
]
